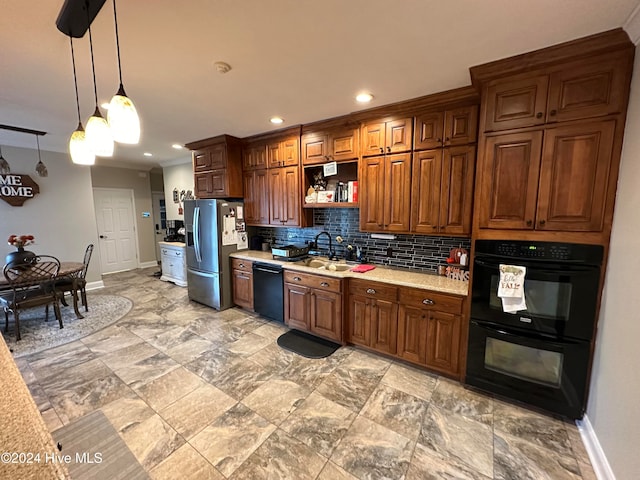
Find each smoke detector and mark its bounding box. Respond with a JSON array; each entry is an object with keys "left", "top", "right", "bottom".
[{"left": 214, "top": 61, "right": 232, "bottom": 74}]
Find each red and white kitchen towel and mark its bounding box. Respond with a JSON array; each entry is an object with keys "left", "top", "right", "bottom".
[{"left": 498, "top": 264, "right": 527, "bottom": 313}]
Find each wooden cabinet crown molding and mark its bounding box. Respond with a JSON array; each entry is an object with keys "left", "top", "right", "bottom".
[
  {"left": 185, "top": 134, "right": 242, "bottom": 151},
  {"left": 469, "top": 28, "right": 634, "bottom": 89}
]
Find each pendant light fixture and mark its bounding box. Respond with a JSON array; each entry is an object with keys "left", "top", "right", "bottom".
[
  {"left": 34, "top": 135, "right": 48, "bottom": 177},
  {"left": 107, "top": 0, "right": 140, "bottom": 144},
  {"left": 85, "top": 16, "right": 114, "bottom": 157},
  {"left": 68, "top": 36, "right": 95, "bottom": 165},
  {"left": 0, "top": 146, "right": 10, "bottom": 174}
]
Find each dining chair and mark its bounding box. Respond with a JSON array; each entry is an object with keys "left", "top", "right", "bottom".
[
  {"left": 0, "top": 256, "right": 62, "bottom": 341},
  {"left": 57, "top": 244, "right": 94, "bottom": 312}
]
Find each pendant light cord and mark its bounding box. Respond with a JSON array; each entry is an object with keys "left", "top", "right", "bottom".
[
  {"left": 70, "top": 36, "right": 82, "bottom": 123},
  {"left": 36, "top": 135, "right": 42, "bottom": 163},
  {"left": 112, "top": 0, "right": 123, "bottom": 85},
  {"left": 87, "top": 17, "right": 99, "bottom": 106}
]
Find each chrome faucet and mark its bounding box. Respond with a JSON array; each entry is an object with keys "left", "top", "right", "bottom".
[{"left": 314, "top": 231, "right": 336, "bottom": 260}]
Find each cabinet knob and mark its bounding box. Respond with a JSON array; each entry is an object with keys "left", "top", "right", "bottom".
[
  {"left": 432, "top": 225, "right": 437, "bottom": 229},
  {"left": 536, "top": 112, "right": 543, "bottom": 118},
  {"left": 379, "top": 147, "right": 384, "bottom": 154},
  {"left": 445, "top": 137, "right": 450, "bottom": 141},
  {"left": 293, "top": 276, "right": 302, "bottom": 281},
  {"left": 550, "top": 109, "right": 557, "bottom": 116},
  {"left": 539, "top": 219, "right": 546, "bottom": 226},
  {"left": 422, "top": 298, "right": 434, "bottom": 305},
  {"left": 437, "top": 138, "right": 442, "bottom": 143},
  {"left": 386, "top": 146, "right": 391, "bottom": 153},
  {"left": 526, "top": 220, "right": 533, "bottom": 226},
  {"left": 176, "top": 252, "right": 181, "bottom": 256},
  {"left": 320, "top": 282, "right": 329, "bottom": 287},
  {"left": 366, "top": 288, "right": 376, "bottom": 294},
  {"left": 422, "top": 314, "right": 426, "bottom": 319},
  {"left": 239, "top": 263, "right": 244, "bottom": 268}
]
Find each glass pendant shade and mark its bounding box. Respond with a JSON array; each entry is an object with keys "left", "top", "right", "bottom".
[
  {"left": 108, "top": 84, "right": 140, "bottom": 144},
  {"left": 69, "top": 123, "right": 95, "bottom": 165},
  {"left": 0, "top": 147, "right": 10, "bottom": 174},
  {"left": 86, "top": 106, "right": 114, "bottom": 157}
]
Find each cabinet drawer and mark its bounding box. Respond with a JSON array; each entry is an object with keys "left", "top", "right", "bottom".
[
  {"left": 284, "top": 271, "right": 342, "bottom": 293},
  {"left": 399, "top": 288, "right": 463, "bottom": 315},
  {"left": 348, "top": 279, "right": 398, "bottom": 302},
  {"left": 231, "top": 258, "right": 253, "bottom": 273}
]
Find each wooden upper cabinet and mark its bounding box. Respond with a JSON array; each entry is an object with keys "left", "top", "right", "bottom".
[
  {"left": 484, "top": 75, "right": 549, "bottom": 132},
  {"left": 536, "top": 120, "right": 615, "bottom": 231},
  {"left": 302, "top": 127, "right": 359, "bottom": 165},
  {"left": 359, "top": 156, "right": 386, "bottom": 230},
  {"left": 547, "top": 55, "right": 630, "bottom": 123},
  {"left": 243, "top": 144, "right": 267, "bottom": 170},
  {"left": 362, "top": 118, "right": 412, "bottom": 156},
  {"left": 411, "top": 146, "right": 475, "bottom": 235},
  {"left": 268, "top": 166, "right": 301, "bottom": 226},
  {"left": 268, "top": 137, "right": 299, "bottom": 169},
  {"left": 384, "top": 153, "right": 412, "bottom": 232},
  {"left": 188, "top": 135, "right": 243, "bottom": 199},
  {"left": 414, "top": 112, "right": 444, "bottom": 150},
  {"left": 479, "top": 131, "right": 543, "bottom": 229},
  {"left": 440, "top": 146, "right": 476, "bottom": 235},
  {"left": 243, "top": 169, "right": 269, "bottom": 226},
  {"left": 415, "top": 105, "right": 478, "bottom": 150}
]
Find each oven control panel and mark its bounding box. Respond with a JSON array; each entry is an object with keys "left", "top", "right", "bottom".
[{"left": 476, "top": 240, "right": 603, "bottom": 264}]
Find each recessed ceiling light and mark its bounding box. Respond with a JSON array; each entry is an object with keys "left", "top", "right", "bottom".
[
  {"left": 101, "top": 102, "right": 110, "bottom": 110},
  {"left": 143, "top": 152, "right": 153, "bottom": 157},
  {"left": 270, "top": 117, "right": 284, "bottom": 125},
  {"left": 172, "top": 144, "right": 184, "bottom": 150},
  {"left": 356, "top": 92, "right": 374, "bottom": 103}
]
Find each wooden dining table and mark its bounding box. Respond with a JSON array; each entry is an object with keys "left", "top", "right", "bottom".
[{"left": 0, "top": 261, "right": 85, "bottom": 319}]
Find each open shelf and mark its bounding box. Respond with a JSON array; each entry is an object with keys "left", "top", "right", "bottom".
[{"left": 303, "top": 160, "right": 358, "bottom": 208}]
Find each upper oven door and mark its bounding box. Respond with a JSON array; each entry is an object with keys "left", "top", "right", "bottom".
[{"left": 471, "top": 255, "right": 600, "bottom": 340}]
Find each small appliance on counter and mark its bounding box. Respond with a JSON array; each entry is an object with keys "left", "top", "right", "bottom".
[
  {"left": 271, "top": 244, "right": 309, "bottom": 262},
  {"left": 164, "top": 219, "right": 185, "bottom": 243}
]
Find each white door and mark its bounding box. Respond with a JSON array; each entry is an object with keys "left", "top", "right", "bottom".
[
  {"left": 93, "top": 188, "right": 138, "bottom": 274},
  {"left": 152, "top": 192, "right": 166, "bottom": 261}
]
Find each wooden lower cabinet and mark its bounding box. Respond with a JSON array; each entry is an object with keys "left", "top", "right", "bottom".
[
  {"left": 231, "top": 258, "right": 254, "bottom": 310},
  {"left": 347, "top": 279, "right": 464, "bottom": 377},
  {"left": 284, "top": 271, "right": 343, "bottom": 342}
]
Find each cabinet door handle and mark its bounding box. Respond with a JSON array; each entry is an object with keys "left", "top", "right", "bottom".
[
  {"left": 550, "top": 109, "right": 557, "bottom": 116},
  {"left": 379, "top": 147, "right": 384, "bottom": 154},
  {"left": 526, "top": 220, "right": 533, "bottom": 226},
  {"left": 536, "top": 112, "right": 544, "bottom": 118},
  {"left": 176, "top": 252, "right": 181, "bottom": 256},
  {"left": 432, "top": 225, "right": 437, "bottom": 229},
  {"left": 293, "top": 276, "right": 302, "bottom": 281},
  {"left": 539, "top": 219, "right": 546, "bottom": 226},
  {"left": 320, "top": 282, "right": 329, "bottom": 287},
  {"left": 422, "top": 298, "right": 434, "bottom": 305},
  {"left": 366, "top": 288, "right": 376, "bottom": 294}
]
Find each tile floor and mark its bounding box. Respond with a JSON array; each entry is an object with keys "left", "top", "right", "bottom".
[{"left": 16, "top": 268, "right": 597, "bottom": 480}]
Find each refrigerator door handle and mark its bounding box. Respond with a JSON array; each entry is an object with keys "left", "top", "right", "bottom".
[{"left": 194, "top": 206, "right": 202, "bottom": 263}]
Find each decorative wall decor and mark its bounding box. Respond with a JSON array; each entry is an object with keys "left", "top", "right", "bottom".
[{"left": 0, "top": 174, "right": 40, "bottom": 206}]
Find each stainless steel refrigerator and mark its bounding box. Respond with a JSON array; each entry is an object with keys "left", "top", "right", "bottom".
[{"left": 184, "top": 199, "right": 248, "bottom": 310}]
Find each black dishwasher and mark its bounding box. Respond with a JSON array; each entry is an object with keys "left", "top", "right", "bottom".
[{"left": 252, "top": 262, "right": 284, "bottom": 322}]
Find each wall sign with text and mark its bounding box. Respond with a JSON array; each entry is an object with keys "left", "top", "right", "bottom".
[{"left": 0, "top": 174, "right": 40, "bottom": 206}]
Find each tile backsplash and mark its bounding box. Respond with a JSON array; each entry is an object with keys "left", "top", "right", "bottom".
[{"left": 249, "top": 208, "right": 471, "bottom": 273}]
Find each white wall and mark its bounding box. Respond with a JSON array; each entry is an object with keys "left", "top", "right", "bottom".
[
  {"left": 0, "top": 146, "right": 101, "bottom": 284},
  {"left": 161, "top": 160, "right": 193, "bottom": 220},
  {"left": 587, "top": 44, "right": 640, "bottom": 479}
]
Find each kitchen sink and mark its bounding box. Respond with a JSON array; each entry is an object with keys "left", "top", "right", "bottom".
[{"left": 297, "top": 258, "right": 351, "bottom": 271}]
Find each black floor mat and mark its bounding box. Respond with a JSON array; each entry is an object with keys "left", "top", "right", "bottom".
[{"left": 277, "top": 329, "right": 341, "bottom": 359}]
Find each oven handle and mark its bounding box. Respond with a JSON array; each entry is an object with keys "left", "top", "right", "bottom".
[
  {"left": 474, "top": 258, "right": 596, "bottom": 275},
  {"left": 471, "top": 320, "right": 582, "bottom": 347}
]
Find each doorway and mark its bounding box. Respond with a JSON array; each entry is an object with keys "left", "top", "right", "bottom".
[
  {"left": 93, "top": 188, "right": 139, "bottom": 274},
  {"left": 152, "top": 192, "right": 167, "bottom": 262}
]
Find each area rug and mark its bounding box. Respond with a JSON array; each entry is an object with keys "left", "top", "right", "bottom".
[
  {"left": 2, "top": 294, "right": 133, "bottom": 358},
  {"left": 52, "top": 410, "right": 148, "bottom": 480},
  {"left": 277, "top": 329, "right": 341, "bottom": 359}
]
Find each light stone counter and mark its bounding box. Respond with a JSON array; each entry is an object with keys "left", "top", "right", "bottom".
[
  {"left": 230, "top": 250, "right": 468, "bottom": 296},
  {"left": 0, "top": 337, "right": 70, "bottom": 479}
]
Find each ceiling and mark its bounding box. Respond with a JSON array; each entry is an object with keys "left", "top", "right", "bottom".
[{"left": 1, "top": 0, "right": 639, "bottom": 170}]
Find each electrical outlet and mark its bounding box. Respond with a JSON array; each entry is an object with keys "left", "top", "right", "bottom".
[{"left": 386, "top": 247, "right": 393, "bottom": 257}]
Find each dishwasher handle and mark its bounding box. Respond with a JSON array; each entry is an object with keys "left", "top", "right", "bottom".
[{"left": 252, "top": 262, "right": 283, "bottom": 274}]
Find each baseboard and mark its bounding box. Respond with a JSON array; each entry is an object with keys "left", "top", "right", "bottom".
[
  {"left": 576, "top": 415, "right": 616, "bottom": 480},
  {"left": 139, "top": 261, "right": 159, "bottom": 269},
  {"left": 85, "top": 280, "right": 104, "bottom": 291}
]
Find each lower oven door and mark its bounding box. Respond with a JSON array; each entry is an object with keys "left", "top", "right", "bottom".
[{"left": 465, "top": 320, "right": 590, "bottom": 419}]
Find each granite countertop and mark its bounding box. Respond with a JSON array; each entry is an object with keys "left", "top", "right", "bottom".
[
  {"left": 230, "top": 250, "right": 468, "bottom": 296},
  {"left": 0, "top": 337, "right": 70, "bottom": 479}
]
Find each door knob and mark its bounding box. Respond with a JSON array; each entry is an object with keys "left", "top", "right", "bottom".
[{"left": 536, "top": 112, "right": 544, "bottom": 118}]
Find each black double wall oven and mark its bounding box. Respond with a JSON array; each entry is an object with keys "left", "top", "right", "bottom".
[{"left": 466, "top": 240, "right": 603, "bottom": 419}]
